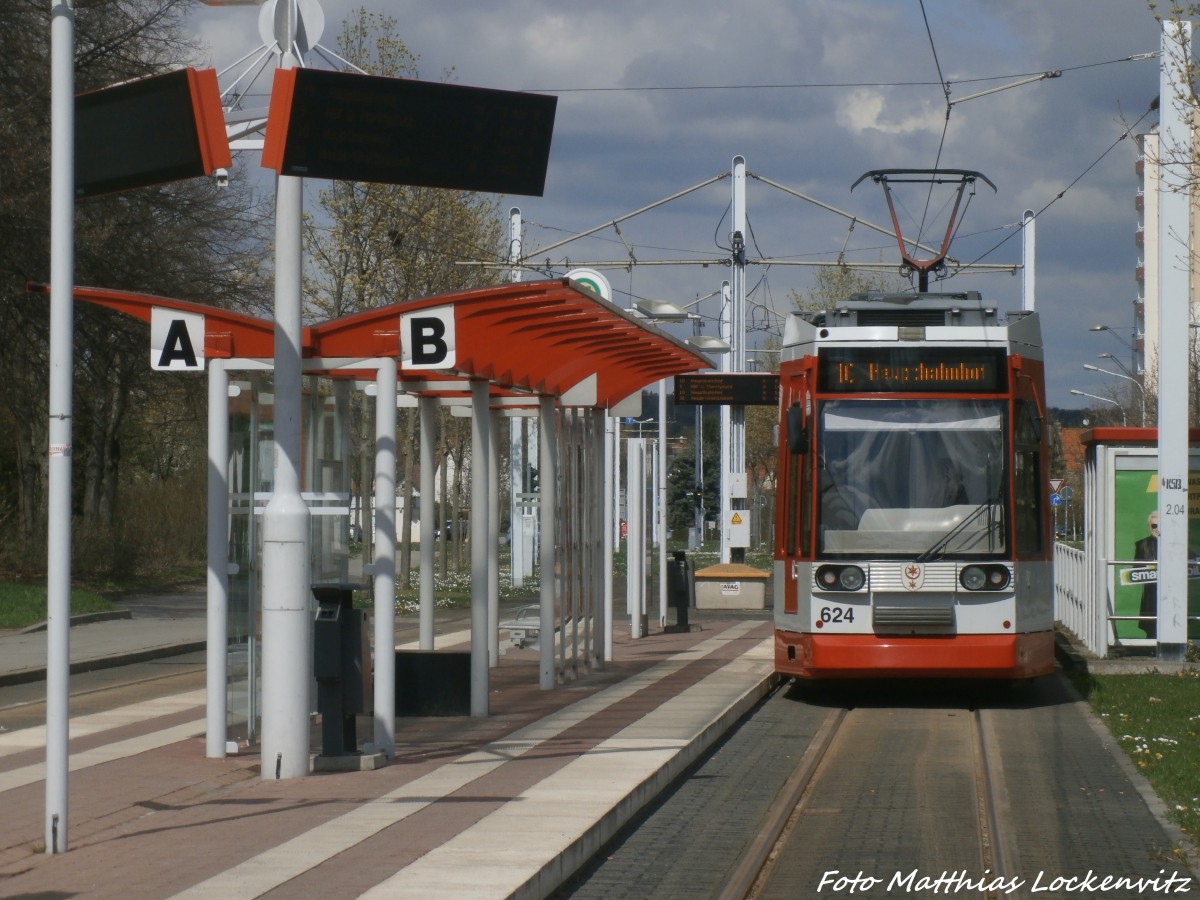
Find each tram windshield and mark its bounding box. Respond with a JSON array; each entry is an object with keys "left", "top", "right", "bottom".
[{"left": 817, "top": 399, "right": 1006, "bottom": 557}]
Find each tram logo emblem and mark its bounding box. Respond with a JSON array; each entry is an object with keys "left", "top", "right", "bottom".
[{"left": 902, "top": 563, "right": 925, "bottom": 591}]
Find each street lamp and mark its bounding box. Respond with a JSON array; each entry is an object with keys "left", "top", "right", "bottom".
[
  {"left": 633, "top": 299, "right": 690, "bottom": 321},
  {"left": 1089, "top": 324, "right": 1140, "bottom": 374},
  {"left": 1070, "top": 388, "right": 1127, "bottom": 426},
  {"left": 1083, "top": 363, "right": 1145, "bottom": 425}
]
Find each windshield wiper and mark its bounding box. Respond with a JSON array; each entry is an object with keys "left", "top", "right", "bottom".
[{"left": 914, "top": 498, "right": 999, "bottom": 563}]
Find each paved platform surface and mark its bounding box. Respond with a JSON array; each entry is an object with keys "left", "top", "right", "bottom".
[{"left": 0, "top": 601, "right": 777, "bottom": 899}]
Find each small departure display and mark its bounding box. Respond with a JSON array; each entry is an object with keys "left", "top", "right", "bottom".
[{"left": 818, "top": 347, "right": 1007, "bottom": 393}]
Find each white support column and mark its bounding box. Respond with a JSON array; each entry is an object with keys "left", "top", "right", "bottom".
[
  {"left": 259, "top": 6, "right": 310, "bottom": 781},
  {"left": 539, "top": 395, "right": 558, "bottom": 689},
  {"left": 372, "top": 358, "right": 397, "bottom": 757},
  {"left": 509, "top": 418, "right": 524, "bottom": 588},
  {"left": 626, "top": 438, "right": 646, "bottom": 638},
  {"left": 469, "top": 380, "right": 491, "bottom": 715},
  {"left": 206, "top": 360, "right": 229, "bottom": 758},
  {"left": 509, "top": 207, "right": 523, "bottom": 283},
  {"left": 657, "top": 380, "right": 668, "bottom": 628},
  {"left": 590, "top": 408, "right": 606, "bottom": 668},
  {"left": 419, "top": 396, "right": 436, "bottom": 650},
  {"left": 603, "top": 413, "right": 615, "bottom": 662},
  {"left": 1156, "top": 18, "right": 1192, "bottom": 659},
  {"left": 488, "top": 409, "right": 501, "bottom": 667},
  {"left": 260, "top": 167, "right": 311, "bottom": 780},
  {"left": 729, "top": 157, "right": 748, "bottom": 565},
  {"left": 718, "top": 280, "right": 732, "bottom": 563},
  {"left": 45, "top": 0, "right": 75, "bottom": 852},
  {"left": 1021, "top": 209, "right": 1036, "bottom": 312}
]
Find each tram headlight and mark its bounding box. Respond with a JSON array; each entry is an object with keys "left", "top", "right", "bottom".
[
  {"left": 815, "top": 564, "right": 866, "bottom": 591},
  {"left": 987, "top": 566, "right": 1011, "bottom": 589},
  {"left": 839, "top": 566, "right": 866, "bottom": 591},
  {"left": 959, "top": 564, "right": 1010, "bottom": 592},
  {"left": 816, "top": 565, "right": 841, "bottom": 589},
  {"left": 960, "top": 566, "right": 988, "bottom": 591}
]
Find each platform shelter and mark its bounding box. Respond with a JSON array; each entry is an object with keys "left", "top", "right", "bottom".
[
  {"left": 1056, "top": 427, "right": 1200, "bottom": 657},
  {"left": 65, "top": 279, "right": 713, "bottom": 762}
]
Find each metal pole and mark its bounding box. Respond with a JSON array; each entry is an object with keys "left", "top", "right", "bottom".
[
  {"left": 488, "top": 409, "right": 500, "bottom": 667},
  {"left": 509, "top": 207, "right": 523, "bottom": 283},
  {"left": 46, "top": 0, "right": 75, "bottom": 852},
  {"left": 469, "top": 380, "right": 491, "bottom": 715},
  {"left": 539, "top": 395, "right": 558, "bottom": 688},
  {"left": 419, "top": 396, "right": 436, "bottom": 649},
  {"left": 657, "top": 380, "right": 668, "bottom": 627},
  {"left": 730, "top": 156, "right": 748, "bottom": 564},
  {"left": 372, "top": 358, "right": 397, "bottom": 757},
  {"left": 602, "top": 413, "right": 615, "bottom": 662},
  {"left": 718, "top": 280, "right": 732, "bottom": 563},
  {"left": 260, "top": 0, "right": 311, "bottom": 780},
  {"left": 509, "top": 418, "right": 524, "bottom": 587},
  {"left": 206, "top": 360, "right": 229, "bottom": 758},
  {"left": 1021, "top": 209, "right": 1036, "bottom": 312},
  {"left": 1156, "top": 18, "right": 1191, "bottom": 659},
  {"left": 626, "top": 438, "right": 645, "bottom": 637}
]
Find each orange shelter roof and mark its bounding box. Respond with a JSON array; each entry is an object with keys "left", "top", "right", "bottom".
[{"left": 46, "top": 279, "right": 714, "bottom": 409}]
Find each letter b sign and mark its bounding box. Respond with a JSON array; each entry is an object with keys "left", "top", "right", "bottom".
[{"left": 401, "top": 306, "right": 456, "bottom": 370}]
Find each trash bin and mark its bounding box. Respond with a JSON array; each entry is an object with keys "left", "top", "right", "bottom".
[
  {"left": 312, "top": 584, "right": 371, "bottom": 756},
  {"left": 665, "top": 550, "right": 692, "bottom": 632}
]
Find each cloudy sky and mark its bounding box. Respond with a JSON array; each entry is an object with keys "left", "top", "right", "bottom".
[{"left": 187, "top": 0, "right": 1168, "bottom": 410}]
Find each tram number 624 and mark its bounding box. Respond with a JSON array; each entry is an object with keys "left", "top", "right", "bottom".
[{"left": 819, "top": 606, "right": 855, "bottom": 624}]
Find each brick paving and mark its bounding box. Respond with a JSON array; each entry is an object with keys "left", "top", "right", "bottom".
[{"left": 0, "top": 616, "right": 775, "bottom": 899}]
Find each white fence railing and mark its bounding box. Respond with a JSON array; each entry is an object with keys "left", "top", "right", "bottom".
[{"left": 1053, "top": 543, "right": 1100, "bottom": 656}]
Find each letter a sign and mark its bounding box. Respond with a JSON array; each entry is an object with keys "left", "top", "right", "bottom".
[
  {"left": 151, "top": 308, "right": 204, "bottom": 371},
  {"left": 401, "top": 306, "right": 456, "bottom": 370}
]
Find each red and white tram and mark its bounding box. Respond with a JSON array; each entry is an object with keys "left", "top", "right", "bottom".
[{"left": 773, "top": 290, "right": 1055, "bottom": 679}]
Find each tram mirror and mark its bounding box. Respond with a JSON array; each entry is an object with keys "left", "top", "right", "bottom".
[{"left": 786, "top": 404, "right": 808, "bottom": 454}]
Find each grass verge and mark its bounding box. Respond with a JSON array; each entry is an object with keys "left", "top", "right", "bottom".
[
  {"left": 1074, "top": 670, "right": 1200, "bottom": 846},
  {"left": 0, "top": 582, "right": 116, "bottom": 630}
]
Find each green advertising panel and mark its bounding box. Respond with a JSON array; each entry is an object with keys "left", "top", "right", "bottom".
[{"left": 1111, "top": 465, "right": 1200, "bottom": 639}]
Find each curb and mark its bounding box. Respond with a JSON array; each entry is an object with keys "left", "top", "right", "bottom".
[
  {"left": 518, "top": 666, "right": 782, "bottom": 899},
  {"left": 18, "top": 608, "right": 134, "bottom": 634},
  {"left": 1054, "top": 626, "right": 1200, "bottom": 676},
  {"left": 0, "top": 638, "right": 207, "bottom": 689}
]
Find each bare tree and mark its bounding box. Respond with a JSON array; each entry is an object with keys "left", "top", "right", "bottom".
[
  {"left": 305, "top": 8, "right": 509, "bottom": 577},
  {"left": 0, "top": 1, "right": 272, "bottom": 576}
]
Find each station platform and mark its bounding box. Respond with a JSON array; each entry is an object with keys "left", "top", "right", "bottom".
[{"left": 0, "top": 606, "right": 776, "bottom": 898}]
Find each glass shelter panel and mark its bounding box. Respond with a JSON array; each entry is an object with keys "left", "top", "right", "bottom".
[
  {"left": 224, "top": 374, "right": 358, "bottom": 744},
  {"left": 817, "top": 399, "right": 1007, "bottom": 557}
]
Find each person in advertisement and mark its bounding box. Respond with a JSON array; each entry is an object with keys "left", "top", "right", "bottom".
[{"left": 1133, "top": 511, "right": 1158, "bottom": 639}]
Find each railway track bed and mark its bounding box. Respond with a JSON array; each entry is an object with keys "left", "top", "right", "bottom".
[{"left": 557, "top": 674, "right": 1196, "bottom": 900}]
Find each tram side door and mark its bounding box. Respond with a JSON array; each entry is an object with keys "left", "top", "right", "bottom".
[{"left": 779, "top": 365, "right": 815, "bottom": 616}]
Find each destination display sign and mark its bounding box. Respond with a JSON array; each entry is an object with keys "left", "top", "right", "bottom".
[
  {"left": 674, "top": 373, "right": 779, "bottom": 405},
  {"left": 817, "top": 347, "right": 1007, "bottom": 393}
]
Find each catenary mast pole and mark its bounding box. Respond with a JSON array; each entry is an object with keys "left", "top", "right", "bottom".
[
  {"left": 46, "top": 0, "right": 76, "bottom": 851},
  {"left": 260, "top": 0, "right": 312, "bottom": 779}
]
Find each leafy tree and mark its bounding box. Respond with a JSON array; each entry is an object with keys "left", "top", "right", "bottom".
[{"left": 668, "top": 409, "right": 719, "bottom": 534}]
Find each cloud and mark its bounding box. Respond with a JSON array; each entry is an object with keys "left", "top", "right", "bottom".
[{"left": 185, "top": 0, "right": 1169, "bottom": 406}]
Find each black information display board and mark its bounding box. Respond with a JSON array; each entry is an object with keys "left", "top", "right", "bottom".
[
  {"left": 75, "top": 68, "right": 230, "bottom": 198},
  {"left": 263, "top": 68, "right": 557, "bottom": 196},
  {"left": 817, "top": 346, "right": 1007, "bottom": 393},
  {"left": 674, "top": 373, "right": 780, "bottom": 406}
]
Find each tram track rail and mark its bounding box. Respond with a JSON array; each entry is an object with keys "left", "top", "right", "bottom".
[{"left": 727, "top": 698, "right": 1018, "bottom": 900}]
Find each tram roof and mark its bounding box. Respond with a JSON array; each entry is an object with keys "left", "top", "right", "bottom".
[{"left": 40, "top": 280, "right": 714, "bottom": 410}]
